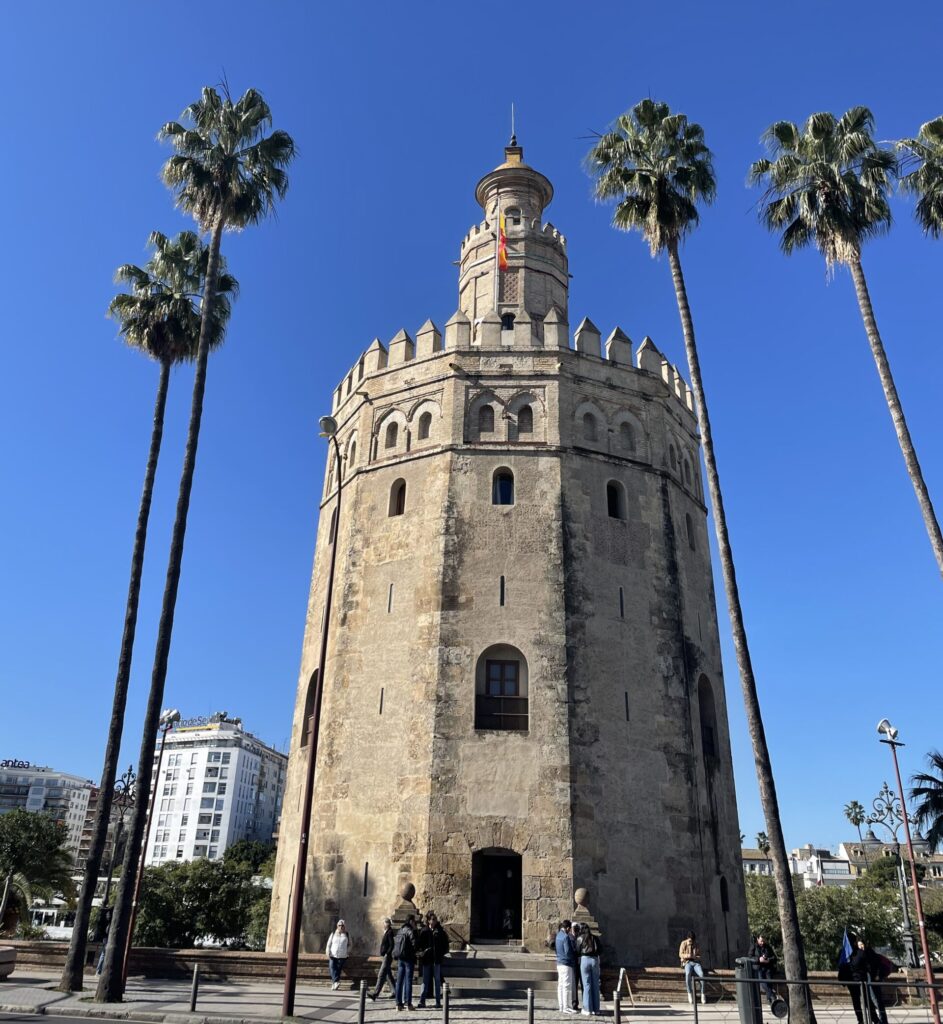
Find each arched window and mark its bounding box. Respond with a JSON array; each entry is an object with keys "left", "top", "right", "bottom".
[
  {"left": 474, "top": 643, "right": 528, "bottom": 731},
  {"left": 720, "top": 875, "right": 730, "bottom": 913},
  {"left": 417, "top": 411, "right": 432, "bottom": 440},
  {"left": 389, "top": 479, "right": 406, "bottom": 517},
  {"left": 348, "top": 440, "right": 357, "bottom": 467},
  {"left": 328, "top": 508, "right": 337, "bottom": 544},
  {"left": 479, "top": 405, "right": 495, "bottom": 434},
  {"left": 582, "top": 413, "right": 597, "bottom": 442},
  {"left": 501, "top": 313, "right": 516, "bottom": 332},
  {"left": 300, "top": 670, "right": 319, "bottom": 748},
  {"left": 506, "top": 206, "right": 522, "bottom": 226},
  {"left": 517, "top": 405, "right": 533, "bottom": 435},
  {"left": 607, "top": 481, "right": 626, "bottom": 520},
  {"left": 492, "top": 468, "right": 514, "bottom": 506},
  {"left": 685, "top": 512, "right": 696, "bottom": 551},
  {"left": 698, "top": 675, "right": 719, "bottom": 767},
  {"left": 385, "top": 422, "right": 398, "bottom": 449},
  {"left": 669, "top": 444, "right": 677, "bottom": 470},
  {"left": 619, "top": 422, "right": 635, "bottom": 451},
  {"left": 684, "top": 458, "right": 693, "bottom": 486}
]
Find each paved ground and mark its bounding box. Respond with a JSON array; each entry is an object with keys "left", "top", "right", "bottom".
[{"left": 1, "top": 971, "right": 938, "bottom": 1024}]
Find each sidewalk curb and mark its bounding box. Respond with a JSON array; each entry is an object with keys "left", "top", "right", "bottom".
[{"left": 0, "top": 1005, "right": 286, "bottom": 1024}]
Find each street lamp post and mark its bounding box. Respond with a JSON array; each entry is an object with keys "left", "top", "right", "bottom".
[
  {"left": 876, "top": 719, "right": 940, "bottom": 1024},
  {"left": 94, "top": 765, "right": 136, "bottom": 944},
  {"left": 865, "top": 781, "right": 919, "bottom": 969},
  {"left": 122, "top": 708, "right": 180, "bottom": 984},
  {"left": 282, "top": 416, "right": 344, "bottom": 1018}
]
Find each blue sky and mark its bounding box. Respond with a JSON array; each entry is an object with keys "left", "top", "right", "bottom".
[{"left": 1, "top": 1, "right": 941, "bottom": 853}]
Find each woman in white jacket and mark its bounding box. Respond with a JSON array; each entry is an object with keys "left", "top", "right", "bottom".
[{"left": 326, "top": 919, "right": 351, "bottom": 990}]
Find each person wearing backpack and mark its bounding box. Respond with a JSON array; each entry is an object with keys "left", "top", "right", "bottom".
[
  {"left": 368, "top": 917, "right": 396, "bottom": 1001},
  {"left": 576, "top": 922, "right": 601, "bottom": 1016},
  {"left": 393, "top": 914, "right": 417, "bottom": 1011}
]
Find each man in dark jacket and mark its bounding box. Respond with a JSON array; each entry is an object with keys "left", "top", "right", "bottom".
[
  {"left": 368, "top": 917, "right": 396, "bottom": 1001},
  {"left": 750, "top": 935, "right": 778, "bottom": 1002},
  {"left": 393, "top": 915, "right": 417, "bottom": 1011},
  {"left": 417, "top": 911, "right": 449, "bottom": 1008},
  {"left": 848, "top": 938, "right": 889, "bottom": 1024}
]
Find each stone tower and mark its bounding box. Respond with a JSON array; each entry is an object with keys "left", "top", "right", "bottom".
[{"left": 267, "top": 140, "right": 748, "bottom": 967}]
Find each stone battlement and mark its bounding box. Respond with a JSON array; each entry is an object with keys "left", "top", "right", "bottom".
[
  {"left": 330, "top": 312, "right": 695, "bottom": 420},
  {"left": 460, "top": 218, "right": 567, "bottom": 254}
]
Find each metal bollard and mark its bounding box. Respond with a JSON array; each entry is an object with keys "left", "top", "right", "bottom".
[
  {"left": 527, "top": 986, "right": 535, "bottom": 1024},
  {"left": 357, "top": 979, "right": 367, "bottom": 1023},
  {"left": 189, "top": 964, "right": 200, "bottom": 1012},
  {"left": 613, "top": 990, "right": 622, "bottom": 1024},
  {"left": 442, "top": 981, "right": 450, "bottom": 1023}
]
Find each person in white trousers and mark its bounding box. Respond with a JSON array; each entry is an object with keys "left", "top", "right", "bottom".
[{"left": 555, "top": 919, "right": 578, "bottom": 1014}]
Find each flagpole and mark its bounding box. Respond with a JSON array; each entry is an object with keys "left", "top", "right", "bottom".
[{"left": 494, "top": 189, "right": 500, "bottom": 314}]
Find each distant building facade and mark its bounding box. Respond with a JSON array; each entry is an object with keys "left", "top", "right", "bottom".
[
  {"left": 741, "top": 848, "right": 773, "bottom": 878},
  {"left": 144, "top": 715, "right": 287, "bottom": 867},
  {"left": 789, "top": 844, "right": 854, "bottom": 888},
  {"left": 0, "top": 760, "right": 92, "bottom": 863}
]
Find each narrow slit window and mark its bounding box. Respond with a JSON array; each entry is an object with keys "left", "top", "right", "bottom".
[
  {"left": 619, "top": 586, "right": 624, "bottom": 619},
  {"left": 379, "top": 687, "right": 384, "bottom": 715},
  {"left": 686, "top": 512, "right": 696, "bottom": 551},
  {"left": 624, "top": 691, "right": 630, "bottom": 721},
  {"left": 363, "top": 862, "right": 369, "bottom": 898},
  {"left": 387, "top": 583, "right": 394, "bottom": 613},
  {"left": 499, "top": 576, "right": 506, "bottom": 606},
  {"left": 328, "top": 508, "right": 337, "bottom": 543},
  {"left": 635, "top": 878, "right": 640, "bottom": 910}
]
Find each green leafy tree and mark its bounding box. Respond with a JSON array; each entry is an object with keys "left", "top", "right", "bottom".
[
  {"left": 586, "top": 99, "right": 813, "bottom": 1023},
  {"left": 898, "top": 117, "right": 943, "bottom": 236},
  {"left": 750, "top": 107, "right": 943, "bottom": 581},
  {"left": 246, "top": 886, "right": 273, "bottom": 950},
  {"left": 224, "top": 840, "right": 274, "bottom": 874},
  {"left": 60, "top": 233, "right": 236, "bottom": 992},
  {"left": 910, "top": 751, "right": 943, "bottom": 852},
  {"left": 860, "top": 853, "right": 924, "bottom": 889},
  {"left": 0, "top": 811, "right": 75, "bottom": 928},
  {"left": 97, "top": 88, "right": 294, "bottom": 1003}
]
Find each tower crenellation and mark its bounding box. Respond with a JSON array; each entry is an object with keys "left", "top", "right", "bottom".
[{"left": 272, "top": 137, "right": 746, "bottom": 968}]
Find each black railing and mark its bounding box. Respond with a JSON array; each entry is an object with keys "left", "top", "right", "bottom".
[{"left": 474, "top": 695, "right": 529, "bottom": 731}]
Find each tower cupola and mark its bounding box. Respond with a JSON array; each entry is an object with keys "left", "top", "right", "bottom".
[{"left": 458, "top": 139, "right": 569, "bottom": 341}]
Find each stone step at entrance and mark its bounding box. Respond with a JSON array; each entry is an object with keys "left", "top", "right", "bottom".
[{"left": 443, "top": 948, "right": 560, "bottom": 997}]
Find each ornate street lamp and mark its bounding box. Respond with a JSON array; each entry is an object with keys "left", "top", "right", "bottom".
[
  {"left": 876, "top": 719, "right": 940, "bottom": 1024},
  {"left": 93, "top": 765, "right": 136, "bottom": 943},
  {"left": 283, "top": 416, "right": 344, "bottom": 1017},
  {"left": 865, "top": 780, "right": 918, "bottom": 968}
]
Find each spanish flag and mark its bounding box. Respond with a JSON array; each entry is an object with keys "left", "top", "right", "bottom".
[{"left": 498, "top": 213, "right": 509, "bottom": 271}]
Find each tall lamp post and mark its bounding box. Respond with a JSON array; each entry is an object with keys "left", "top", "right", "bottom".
[
  {"left": 93, "top": 765, "right": 136, "bottom": 944},
  {"left": 122, "top": 708, "right": 180, "bottom": 983},
  {"left": 876, "top": 719, "right": 940, "bottom": 1024},
  {"left": 865, "top": 781, "right": 918, "bottom": 968},
  {"left": 282, "top": 416, "right": 344, "bottom": 1018}
]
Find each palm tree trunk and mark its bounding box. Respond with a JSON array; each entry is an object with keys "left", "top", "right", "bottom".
[
  {"left": 0, "top": 872, "right": 10, "bottom": 926},
  {"left": 848, "top": 258, "right": 943, "bottom": 579},
  {"left": 59, "top": 360, "right": 171, "bottom": 992},
  {"left": 95, "top": 216, "right": 225, "bottom": 1003},
  {"left": 667, "top": 242, "right": 814, "bottom": 1024}
]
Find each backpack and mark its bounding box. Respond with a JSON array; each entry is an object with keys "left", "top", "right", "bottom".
[{"left": 393, "top": 927, "right": 412, "bottom": 960}]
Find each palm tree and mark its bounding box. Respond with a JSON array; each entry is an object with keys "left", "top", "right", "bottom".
[
  {"left": 95, "top": 86, "right": 294, "bottom": 1003},
  {"left": 843, "top": 799, "right": 870, "bottom": 868},
  {"left": 586, "top": 98, "right": 814, "bottom": 1024},
  {"left": 750, "top": 107, "right": 943, "bottom": 580},
  {"left": 898, "top": 116, "right": 943, "bottom": 236},
  {"left": 756, "top": 831, "right": 772, "bottom": 873},
  {"left": 59, "top": 233, "right": 236, "bottom": 992},
  {"left": 910, "top": 751, "right": 943, "bottom": 853}
]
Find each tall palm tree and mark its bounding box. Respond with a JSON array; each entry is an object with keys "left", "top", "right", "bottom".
[
  {"left": 59, "top": 232, "right": 236, "bottom": 991},
  {"left": 844, "top": 799, "right": 870, "bottom": 868},
  {"left": 910, "top": 751, "right": 943, "bottom": 853},
  {"left": 898, "top": 116, "right": 943, "bottom": 236},
  {"left": 586, "top": 98, "right": 814, "bottom": 1024},
  {"left": 95, "top": 86, "right": 294, "bottom": 1003},
  {"left": 756, "top": 831, "right": 772, "bottom": 873},
  {"left": 750, "top": 107, "right": 943, "bottom": 580}
]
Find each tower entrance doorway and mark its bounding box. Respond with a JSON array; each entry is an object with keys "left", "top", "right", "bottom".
[{"left": 470, "top": 848, "right": 522, "bottom": 941}]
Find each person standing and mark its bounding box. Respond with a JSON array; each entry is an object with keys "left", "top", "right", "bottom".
[
  {"left": 679, "top": 930, "right": 705, "bottom": 1004},
  {"left": 368, "top": 917, "right": 396, "bottom": 1001},
  {"left": 417, "top": 911, "right": 448, "bottom": 1009},
  {"left": 393, "top": 914, "right": 417, "bottom": 1012},
  {"left": 750, "top": 935, "right": 778, "bottom": 1004},
  {"left": 849, "top": 937, "right": 889, "bottom": 1024},
  {"left": 576, "top": 923, "right": 601, "bottom": 1017},
  {"left": 555, "top": 919, "right": 578, "bottom": 1014},
  {"left": 325, "top": 919, "right": 350, "bottom": 991}
]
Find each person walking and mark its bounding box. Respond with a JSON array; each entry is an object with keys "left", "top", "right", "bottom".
[
  {"left": 576, "top": 922, "right": 601, "bottom": 1017},
  {"left": 555, "top": 919, "right": 578, "bottom": 1014},
  {"left": 417, "top": 911, "right": 449, "bottom": 1008},
  {"left": 368, "top": 917, "right": 396, "bottom": 1001},
  {"left": 325, "top": 919, "right": 350, "bottom": 991},
  {"left": 849, "top": 937, "right": 889, "bottom": 1024},
  {"left": 393, "top": 914, "right": 417, "bottom": 1012},
  {"left": 750, "top": 934, "right": 778, "bottom": 1004},
  {"left": 679, "top": 930, "right": 705, "bottom": 1004}
]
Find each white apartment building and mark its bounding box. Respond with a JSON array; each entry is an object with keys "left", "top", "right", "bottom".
[
  {"left": 145, "top": 715, "right": 287, "bottom": 867},
  {"left": 0, "top": 760, "right": 93, "bottom": 863}
]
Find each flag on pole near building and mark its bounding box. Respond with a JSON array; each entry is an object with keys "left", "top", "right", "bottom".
[
  {"left": 838, "top": 927, "right": 854, "bottom": 966},
  {"left": 498, "top": 213, "right": 508, "bottom": 271}
]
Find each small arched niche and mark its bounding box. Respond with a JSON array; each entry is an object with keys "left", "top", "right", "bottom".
[
  {"left": 417, "top": 411, "right": 432, "bottom": 441},
  {"left": 517, "top": 405, "right": 533, "bottom": 435},
  {"left": 582, "top": 412, "right": 598, "bottom": 443},
  {"left": 389, "top": 478, "right": 407, "bottom": 517},
  {"left": 607, "top": 480, "right": 626, "bottom": 520},
  {"left": 385, "top": 422, "right": 399, "bottom": 450},
  {"left": 492, "top": 467, "right": 515, "bottom": 506},
  {"left": 698, "top": 674, "right": 719, "bottom": 769},
  {"left": 475, "top": 643, "right": 528, "bottom": 731}
]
